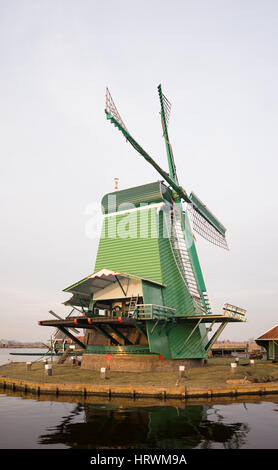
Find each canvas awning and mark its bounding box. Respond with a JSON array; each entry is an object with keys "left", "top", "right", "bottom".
[{"left": 62, "top": 268, "right": 165, "bottom": 306}]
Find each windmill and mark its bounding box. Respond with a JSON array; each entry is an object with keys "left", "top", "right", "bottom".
[
  {"left": 105, "top": 86, "right": 229, "bottom": 311},
  {"left": 102, "top": 85, "right": 246, "bottom": 352},
  {"left": 38, "top": 85, "right": 246, "bottom": 368}
]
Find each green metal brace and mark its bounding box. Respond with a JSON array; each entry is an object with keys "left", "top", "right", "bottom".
[
  {"left": 150, "top": 320, "right": 160, "bottom": 335},
  {"left": 177, "top": 319, "right": 202, "bottom": 354},
  {"left": 191, "top": 320, "right": 216, "bottom": 354}
]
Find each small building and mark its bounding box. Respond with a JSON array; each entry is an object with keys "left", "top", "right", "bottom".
[
  {"left": 211, "top": 342, "right": 248, "bottom": 357},
  {"left": 211, "top": 341, "right": 264, "bottom": 358},
  {"left": 256, "top": 325, "right": 278, "bottom": 361}
]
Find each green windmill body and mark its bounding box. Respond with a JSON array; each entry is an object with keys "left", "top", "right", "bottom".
[{"left": 39, "top": 85, "right": 246, "bottom": 368}]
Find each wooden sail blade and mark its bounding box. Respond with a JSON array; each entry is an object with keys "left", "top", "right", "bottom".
[{"left": 188, "top": 192, "right": 228, "bottom": 250}]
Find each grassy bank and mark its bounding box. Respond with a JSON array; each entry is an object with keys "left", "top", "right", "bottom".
[{"left": 1, "top": 358, "right": 278, "bottom": 388}]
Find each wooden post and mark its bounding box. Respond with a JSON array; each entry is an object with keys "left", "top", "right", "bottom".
[
  {"left": 105, "top": 365, "right": 110, "bottom": 379},
  {"left": 45, "top": 364, "right": 52, "bottom": 376},
  {"left": 179, "top": 365, "right": 185, "bottom": 378},
  {"left": 231, "top": 363, "right": 237, "bottom": 374}
]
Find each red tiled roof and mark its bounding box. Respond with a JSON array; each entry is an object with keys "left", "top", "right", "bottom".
[{"left": 256, "top": 325, "right": 278, "bottom": 341}]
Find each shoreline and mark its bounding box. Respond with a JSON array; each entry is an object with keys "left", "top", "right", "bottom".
[
  {"left": 1, "top": 375, "right": 278, "bottom": 399},
  {"left": 0, "top": 346, "right": 47, "bottom": 349}
]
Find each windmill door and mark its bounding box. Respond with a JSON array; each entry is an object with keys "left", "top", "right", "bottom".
[
  {"left": 269, "top": 341, "right": 274, "bottom": 360},
  {"left": 275, "top": 342, "right": 278, "bottom": 361}
]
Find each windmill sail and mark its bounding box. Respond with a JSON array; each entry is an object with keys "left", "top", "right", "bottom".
[
  {"left": 188, "top": 192, "right": 228, "bottom": 250},
  {"left": 105, "top": 87, "right": 228, "bottom": 251},
  {"left": 105, "top": 88, "right": 189, "bottom": 202},
  {"left": 157, "top": 84, "right": 179, "bottom": 184},
  {"left": 161, "top": 92, "right": 171, "bottom": 127},
  {"left": 105, "top": 88, "right": 129, "bottom": 133}
]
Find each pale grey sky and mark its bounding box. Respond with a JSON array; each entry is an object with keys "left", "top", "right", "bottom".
[{"left": 0, "top": 0, "right": 277, "bottom": 342}]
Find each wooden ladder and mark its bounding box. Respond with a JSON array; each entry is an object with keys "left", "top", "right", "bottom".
[{"left": 128, "top": 295, "right": 139, "bottom": 318}]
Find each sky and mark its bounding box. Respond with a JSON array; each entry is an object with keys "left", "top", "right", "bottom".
[{"left": 0, "top": 0, "right": 277, "bottom": 342}]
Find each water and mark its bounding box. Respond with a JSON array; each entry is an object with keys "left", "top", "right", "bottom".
[
  {"left": 0, "top": 349, "right": 277, "bottom": 450},
  {"left": 0, "top": 389, "right": 277, "bottom": 449},
  {"left": 0, "top": 348, "right": 49, "bottom": 365}
]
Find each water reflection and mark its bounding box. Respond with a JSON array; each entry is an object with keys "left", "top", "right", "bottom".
[
  {"left": 38, "top": 401, "right": 250, "bottom": 449},
  {"left": 2, "top": 389, "right": 277, "bottom": 449}
]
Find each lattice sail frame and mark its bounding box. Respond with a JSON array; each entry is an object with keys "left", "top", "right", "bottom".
[
  {"left": 187, "top": 202, "right": 229, "bottom": 250},
  {"left": 105, "top": 88, "right": 128, "bottom": 133},
  {"left": 161, "top": 92, "right": 171, "bottom": 128}
]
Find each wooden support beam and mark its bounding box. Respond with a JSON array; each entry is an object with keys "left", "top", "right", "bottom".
[
  {"left": 106, "top": 325, "right": 133, "bottom": 345},
  {"left": 205, "top": 321, "right": 228, "bottom": 351},
  {"left": 135, "top": 323, "right": 148, "bottom": 340},
  {"left": 88, "top": 295, "right": 95, "bottom": 312},
  {"left": 93, "top": 325, "right": 121, "bottom": 345},
  {"left": 56, "top": 326, "right": 86, "bottom": 350},
  {"left": 49, "top": 310, "right": 79, "bottom": 335}
]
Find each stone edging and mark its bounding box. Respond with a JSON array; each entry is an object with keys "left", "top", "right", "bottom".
[{"left": 1, "top": 376, "right": 278, "bottom": 399}]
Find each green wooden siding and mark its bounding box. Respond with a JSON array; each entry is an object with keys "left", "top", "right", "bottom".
[
  {"left": 94, "top": 208, "right": 162, "bottom": 283},
  {"left": 94, "top": 205, "right": 195, "bottom": 316},
  {"left": 142, "top": 281, "right": 163, "bottom": 305},
  {"left": 269, "top": 341, "right": 274, "bottom": 359},
  {"left": 146, "top": 321, "right": 207, "bottom": 359},
  {"left": 101, "top": 181, "right": 172, "bottom": 214},
  {"left": 168, "top": 322, "right": 207, "bottom": 359}
]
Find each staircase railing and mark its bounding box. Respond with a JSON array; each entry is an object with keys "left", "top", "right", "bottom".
[
  {"left": 163, "top": 204, "right": 207, "bottom": 314},
  {"left": 91, "top": 304, "right": 176, "bottom": 320},
  {"left": 133, "top": 304, "right": 176, "bottom": 320}
]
